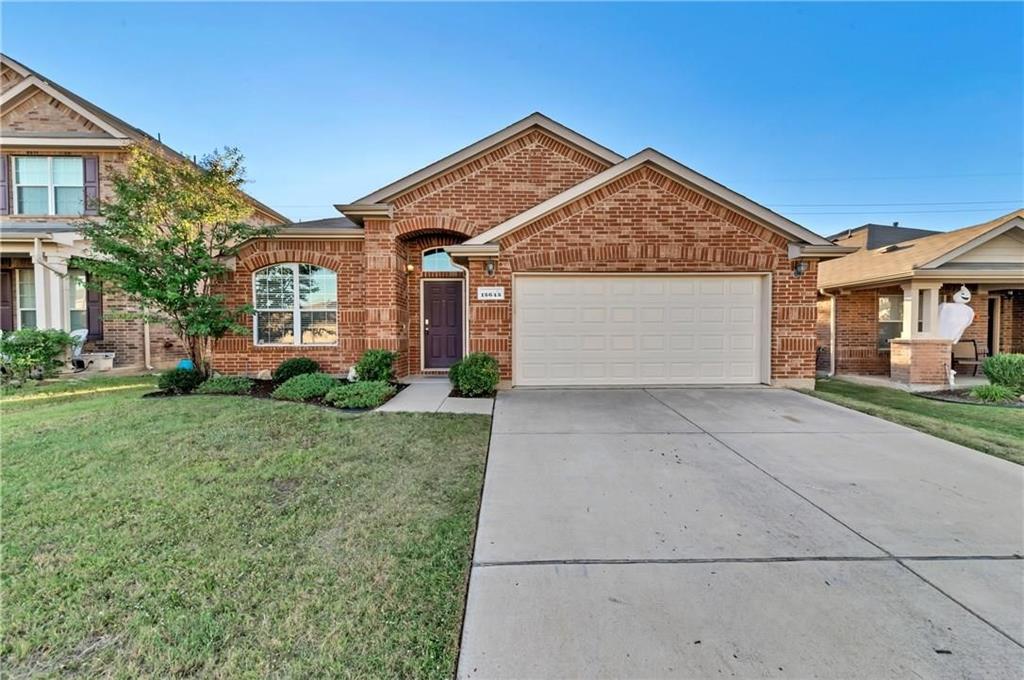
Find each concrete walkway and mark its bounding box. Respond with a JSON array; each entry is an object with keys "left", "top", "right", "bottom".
[
  {"left": 376, "top": 376, "right": 493, "bottom": 414},
  {"left": 458, "top": 388, "right": 1024, "bottom": 679}
]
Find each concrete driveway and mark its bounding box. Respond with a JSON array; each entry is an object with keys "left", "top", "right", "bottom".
[{"left": 458, "top": 388, "right": 1024, "bottom": 679}]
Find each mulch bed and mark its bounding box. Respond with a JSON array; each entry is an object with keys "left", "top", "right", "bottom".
[
  {"left": 917, "top": 388, "right": 1024, "bottom": 408},
  {"left": 448, "top": 388, "right": 496, "bottom": 399},
  {"left": 143, "top": 379, "right": 407, "bottom": 413}
]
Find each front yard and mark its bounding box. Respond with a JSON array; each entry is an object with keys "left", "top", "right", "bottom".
[
  {"left": 1, "top": 375, "right": 490, "bottom": 677},
  {"left": 809, "top": 378, "right": 1023, "bottom": 465}
]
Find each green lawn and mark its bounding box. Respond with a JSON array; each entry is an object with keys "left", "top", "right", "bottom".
[
  {"left": 808, "top": 378, "right": 1024, "bottom": 465},
  {"left": 1, "top": 375, "right": 491, "bottom": 677}
]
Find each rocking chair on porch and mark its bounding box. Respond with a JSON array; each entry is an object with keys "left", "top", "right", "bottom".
[{"left": 951, "top": 340, "right": 983, "bottom": 376}]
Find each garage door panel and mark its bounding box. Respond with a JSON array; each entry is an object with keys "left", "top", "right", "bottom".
[{"left": 514, "top": 275, "right": 765, "bottom": 386}]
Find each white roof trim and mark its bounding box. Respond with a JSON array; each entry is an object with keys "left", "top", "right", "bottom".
[
  {"left": 465, "top": 148, "right": 832, "bottom": 247},
  {"left": 0, "top": 136, "right": 132, "bottom": 148},
  {"left": 348, "top": 113, "right": 624, "bottom": 205},
  {"left": 919, "top": 218, "right": 1024, "bottom": 269},
  {"left": 1, "top": 57, "right": 31, "bottom": 78},
  {"left": 1, "top": 76, "right": 130, "bottom": 139}
]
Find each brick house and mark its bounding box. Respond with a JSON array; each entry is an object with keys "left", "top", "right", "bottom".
[
  {"left": 214, "top": 114, "right": 850, "bottom": 388},
  {"left": 0, "top": 54, "right": 287, "bottom": 369},
  {"left": 817, "top": 211, "right": 1024, "bottom": 387}
]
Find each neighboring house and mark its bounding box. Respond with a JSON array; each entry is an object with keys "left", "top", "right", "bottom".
[
  {"left": 817, "top": 211, "right": 1024, "bottom": 386},
  {"left": 0, "top": 54, "right": 287, "bottom": 369},
  {"left": 214, "top": 114, "right": 849, "bottom": 388}
]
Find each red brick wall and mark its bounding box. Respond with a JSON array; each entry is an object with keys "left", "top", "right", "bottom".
[
  {"left": 356, "top": 128, "right": 611, "bottom": 376},
  {"left": 212, "top": 239, "right": 365, "bottom": 376},
  {"left": 466, "top": 165, "right": 820, "bottom": 383},
  {"left": 1003, "top": 295, "right": 1024, "bottom": 353},
  {"left": 833, "top": 287, "right": 901, "bottom": 376}
]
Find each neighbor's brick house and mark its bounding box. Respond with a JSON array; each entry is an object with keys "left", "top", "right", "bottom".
[
  {"left": 817, "top": 215, "right": 1024, "bottom": 386},
  {"left": 0, "top": 54, "right": 287, "bottom": 369},
  {"left": 214, "top": 115, "right": 848, "bottom": 388}
]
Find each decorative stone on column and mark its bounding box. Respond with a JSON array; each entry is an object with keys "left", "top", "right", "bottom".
[{"left": 889, "top": 338, "right": 952, "bottom": 386}]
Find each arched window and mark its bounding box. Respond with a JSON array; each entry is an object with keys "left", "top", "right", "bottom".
[
  {"left": 253, "top": 264, "right": 337, "bottom": 345},
  {"left": 422, "top": 247, "right": 459, "bottom": 272}
]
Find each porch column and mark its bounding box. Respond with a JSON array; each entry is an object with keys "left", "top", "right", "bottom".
[{"left": 899, "top": 282, "right": 942, "bottom": 338}]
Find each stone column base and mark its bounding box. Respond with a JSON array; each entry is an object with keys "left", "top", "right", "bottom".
[{"left": 889, "top": 338, "right": 952, "bottom": 385}]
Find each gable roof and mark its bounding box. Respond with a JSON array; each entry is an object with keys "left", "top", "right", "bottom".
[
  {"left": 0, "top": 53, "right": 289, "bottom": 224},
  {"left": 828, "top": 223, "right": 940, "bottom": 250},
  {"left": 462, "top": 148, "right": 834, "bottom": 248},
  {"left": 340, "top": 113, "right": 624, "bottom": 210},
  {"left": 818, "top": 209, "right": 1024, "bottom": 289}
]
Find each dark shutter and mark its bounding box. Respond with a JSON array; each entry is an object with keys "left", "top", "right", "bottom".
[
  {"left": 86, "top": 273, "right": 103, "bottom": 340},
  {"left": 0, "top": 269, "right": 13, "bottom": 331},
  {"left": 0, "top": 153, "right": 9, "bottom": 216},
  {"left": 83, "top": 156, "right": 99, "bottom": 216}
]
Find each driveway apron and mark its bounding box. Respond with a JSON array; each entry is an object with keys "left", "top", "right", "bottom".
[{"left": 458, "top": 388, "right": 1024, "bottom": 679}]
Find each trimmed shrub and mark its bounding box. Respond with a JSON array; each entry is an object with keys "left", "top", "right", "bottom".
[
  {"left": 0, "top": 328, "right": 76, "bottom": 383},
  {"left": 970, "top": 384, "right": 1018, "bottom": 404},
  {"left": 355, "top": 349, "right": 397, "bottom": 382},
  {"left": 158, "top": 367, "right": 205, "bottom": 394},
  {"left": 272, "top": 357, "right": 321, "bottom": 383},
  {"left": 325, "top": 381, "right": 396, "bottom": 409},
  {"left": 449, "top": 352, "right": 499, "bottom": 397},
  {"left": 981, "top": 353, "right": 1024, "bottom": 394},
  {"left": 196, "top": 376, "right": 253, "bottom": 395},
  {"left": 271, "top": 372, "right": 338, "bottom": 401}
]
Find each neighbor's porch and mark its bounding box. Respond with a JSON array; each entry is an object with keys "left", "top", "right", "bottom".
[{"left": 821, "top": 281, "right": 1023, "bottom": 390}]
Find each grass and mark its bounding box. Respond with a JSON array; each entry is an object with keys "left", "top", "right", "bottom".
[
  {"left": 808, "top": 378, "right": 1024, "bottom": 465},
  {"left": 2, "top": 374, "right": 491, "bottom": 677}
]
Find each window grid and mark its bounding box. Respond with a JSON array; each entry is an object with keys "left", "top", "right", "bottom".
[
  {"left": 253, "top": 264, "right": 338, "bottom": 346},
  {"left": 12, "top": 156, "right": 85, "bottom": 216},
  {"left": 877, "top": 294, "right": 904, "bottom": 350}
]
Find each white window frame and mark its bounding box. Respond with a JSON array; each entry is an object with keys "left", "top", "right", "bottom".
[
  {"left": 15, "top": 268, "right": 36, "bottom": 329},
  {"left": 252, "top": 263, "right": 338, "bottom": 346},
  {"left": 11, "top": 156, "right": 85, "bottom": 216},
  {"left": 877, "top": 294, "right": 903, "bottom": 350}
]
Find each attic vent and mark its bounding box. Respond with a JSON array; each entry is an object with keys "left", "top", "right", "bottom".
[{"left": 882, "top": 243, "right": 911, "bottom": 253}]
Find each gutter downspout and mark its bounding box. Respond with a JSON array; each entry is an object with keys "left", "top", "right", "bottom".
[
  {"left": 143, "top": 320, "right": 153, "bottom": 371},
  {"left": 820, "top": 288, "right": 837, "bottom": 377}
]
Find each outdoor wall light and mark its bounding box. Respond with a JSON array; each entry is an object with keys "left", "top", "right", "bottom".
[
  {"left": 405, "top": 263, "right": 415, "bottom": 273},
  {"left": 792, "top": 261, "right": 808, "bottom": 277},
  {"left": 485, "top": 258, "right": 496, "bottom": 276}
]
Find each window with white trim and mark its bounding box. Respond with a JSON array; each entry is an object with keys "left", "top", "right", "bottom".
[
  {"left": 253, "top": 264, "right": 337, "bottom": 345},
  {"left": 16, "top": 269, "right": 36, "bottom": 329},
  {"left": 12, "top": 157, "right": 85, "bottom": 215},
  {"left": 68, "top": 268, "right": 88, "bottom": 332},
  {"left": 422, "top": 247, "right": 459, "bottom": 272},
  {"left": 878, "top": 294, "right": 903, "bottom": 349}
]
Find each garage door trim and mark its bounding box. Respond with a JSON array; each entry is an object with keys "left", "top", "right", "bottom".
[{"left": 511, "top": 272, "right": 773, "bottom": 387}]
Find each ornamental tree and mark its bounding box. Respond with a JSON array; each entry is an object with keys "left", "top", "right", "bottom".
[{"left": 79, "top": 145, "right": 277, "bottom": 375}]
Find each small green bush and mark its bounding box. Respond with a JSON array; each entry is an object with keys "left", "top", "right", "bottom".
[
  {"left": 271, "top": 372, "right": 338, "bottom": 401},
  {"left": 195, "top": 375, "right": 253, "bottom": 395},
  {"left": 325, "top": 381, "right": 396, "bottom": 409},
  {"left": 158, "top": 367, "right": 205, "bottom": 394},
  {"left": 981, "top": 353, "right": 1024, "bottom": 394},
  {"left": 970, "top": 384, "right": 1018, "bottom": 404},
  {"left": 355, "top": 349, "right": 397, "bottom": 382},
  {"left": 0, "top": 328, "right": 76, "bottom": 383},
  {"left": 272, "top": 357, "right": 321, "bottom": 383},
  {"left": 449, "top": 352, "right": 499, "bottom": 397}
]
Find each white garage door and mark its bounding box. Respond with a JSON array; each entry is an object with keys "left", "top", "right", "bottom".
[{"left": 514, "top": 275, "right": 766, "bottom": 386}]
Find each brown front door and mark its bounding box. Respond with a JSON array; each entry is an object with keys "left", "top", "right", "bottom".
[{"left": 423, "top": 280, "right": 463, "bottom": 369}]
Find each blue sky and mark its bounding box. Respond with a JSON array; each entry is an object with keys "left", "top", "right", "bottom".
[{"left": 3, "top": 2, "right": 1021, "bottom": 234}]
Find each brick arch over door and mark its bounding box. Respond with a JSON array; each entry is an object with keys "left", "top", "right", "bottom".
[{"left": 393, "top": 215, "right": 478, "bottom": 240}]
